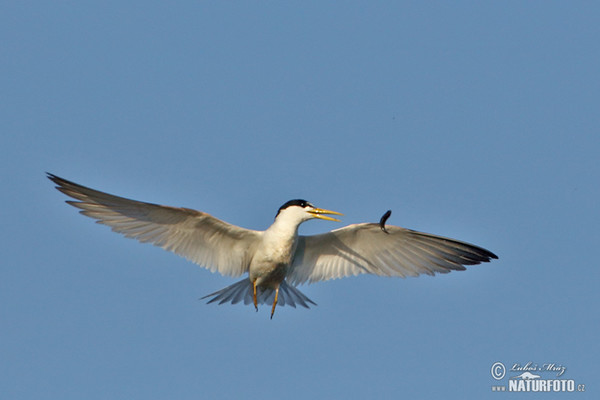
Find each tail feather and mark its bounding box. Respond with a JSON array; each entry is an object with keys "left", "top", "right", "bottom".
[
  {"left": 202, "top": 279, "right": 316, "bottom": 309},
  {"left": 280, "top": 282, "right": 313, "bottom": 308},
  {"left": 231, "top": 282, "right": 247, "bottom": 305}
]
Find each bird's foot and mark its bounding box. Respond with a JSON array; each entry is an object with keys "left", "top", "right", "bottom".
[
  {"left": 253, "top": 280, "right": 258, "bottom": 312},
  {"left": 270, "top": 287, "right": 279, "bottom": 319}
]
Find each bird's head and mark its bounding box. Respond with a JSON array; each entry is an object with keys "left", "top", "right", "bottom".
[{"left": 275, "top": 199, "right": 343, "bottom": 224}]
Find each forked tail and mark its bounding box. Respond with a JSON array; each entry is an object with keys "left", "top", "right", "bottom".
[{"left": 201, "top": 279, "right": 316, "bottom": 309}]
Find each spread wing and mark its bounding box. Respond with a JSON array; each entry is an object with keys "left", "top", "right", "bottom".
[
  {"left": 288, "top": 223, "right": 497, "bottom": 285},
  {"left": 48, "top": 173, "right": 262, "bottom": 277}
]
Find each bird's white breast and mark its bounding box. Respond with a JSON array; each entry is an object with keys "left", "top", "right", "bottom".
[{"left": 249, "top": 219, "right": 300, "bottom": 285}]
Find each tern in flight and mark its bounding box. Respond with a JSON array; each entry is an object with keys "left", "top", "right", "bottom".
[{"left": 48, "top": 173, "right": 497, "bottom": 318}]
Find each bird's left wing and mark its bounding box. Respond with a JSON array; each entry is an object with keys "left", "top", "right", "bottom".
[
  {"left": 48, "top": 173, "right": 262, "bottom": 277},
  {"left": 288, "top": 223, "right": 497, "bottom": 285}
]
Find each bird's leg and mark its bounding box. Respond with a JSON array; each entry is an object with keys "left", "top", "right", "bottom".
[
  {"left": 270, "top": 287, "right": 279, "bottom": 319},
  {"left": 253, "top": 280, "right": 258, "bottom": 312}
]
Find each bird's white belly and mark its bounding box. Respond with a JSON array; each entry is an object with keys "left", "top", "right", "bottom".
[{"left": 249, "top": 237, "right": 297, "bottom": 287}]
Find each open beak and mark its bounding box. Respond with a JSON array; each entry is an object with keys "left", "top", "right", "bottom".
[{"left": 308, "top": 207, "right": 344, "bottom": 222}]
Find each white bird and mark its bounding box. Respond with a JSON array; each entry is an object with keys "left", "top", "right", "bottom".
[{"left": 48, "top": 173, "right": 498, "bottom": 318}]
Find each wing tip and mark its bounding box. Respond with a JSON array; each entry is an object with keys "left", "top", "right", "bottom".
[
  {"left": 46, "top": 171, "right": 65, "bottom": 184},
  {"left": 47, "top": 172, "right": 78, "bottom": 193},
  {"left": 476, "top": 247, "right": 499, "bottom": 262}
]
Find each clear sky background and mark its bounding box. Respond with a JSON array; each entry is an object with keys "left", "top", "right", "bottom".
[{"left": 2, "top": 2, "right": 598, "bottom": 399}]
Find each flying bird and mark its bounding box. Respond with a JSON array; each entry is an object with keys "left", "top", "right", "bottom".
[{"left": 48, "top": 173, "right": 498, "bottom": 318}]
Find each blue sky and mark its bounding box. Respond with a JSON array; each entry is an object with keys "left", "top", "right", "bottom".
[{"left": 2, "top": 2, "right": 598, "bottom": 399}]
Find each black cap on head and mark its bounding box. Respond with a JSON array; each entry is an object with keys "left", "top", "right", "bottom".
[{"left": 275, "top": 199, "right": 313, "bottom": 218}]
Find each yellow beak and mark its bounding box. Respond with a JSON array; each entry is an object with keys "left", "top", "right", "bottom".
[{"left": 308, "top": 208, "right": 344, "bottom": 222}]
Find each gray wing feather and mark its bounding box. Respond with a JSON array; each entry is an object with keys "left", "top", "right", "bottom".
[
  {"left": 48, "top": 173, "right": 261, "bottom": 277},
  {"left": 288, "top": 223, "right": 497, "bottom": 285}
]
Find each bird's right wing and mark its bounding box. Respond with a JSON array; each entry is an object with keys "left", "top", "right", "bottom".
[
  {"left": 48, "top": 173, "right": 262, "bottom": 277},
  {"left": 288, "top": 223, "right": 497, "bottom": 285}
]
